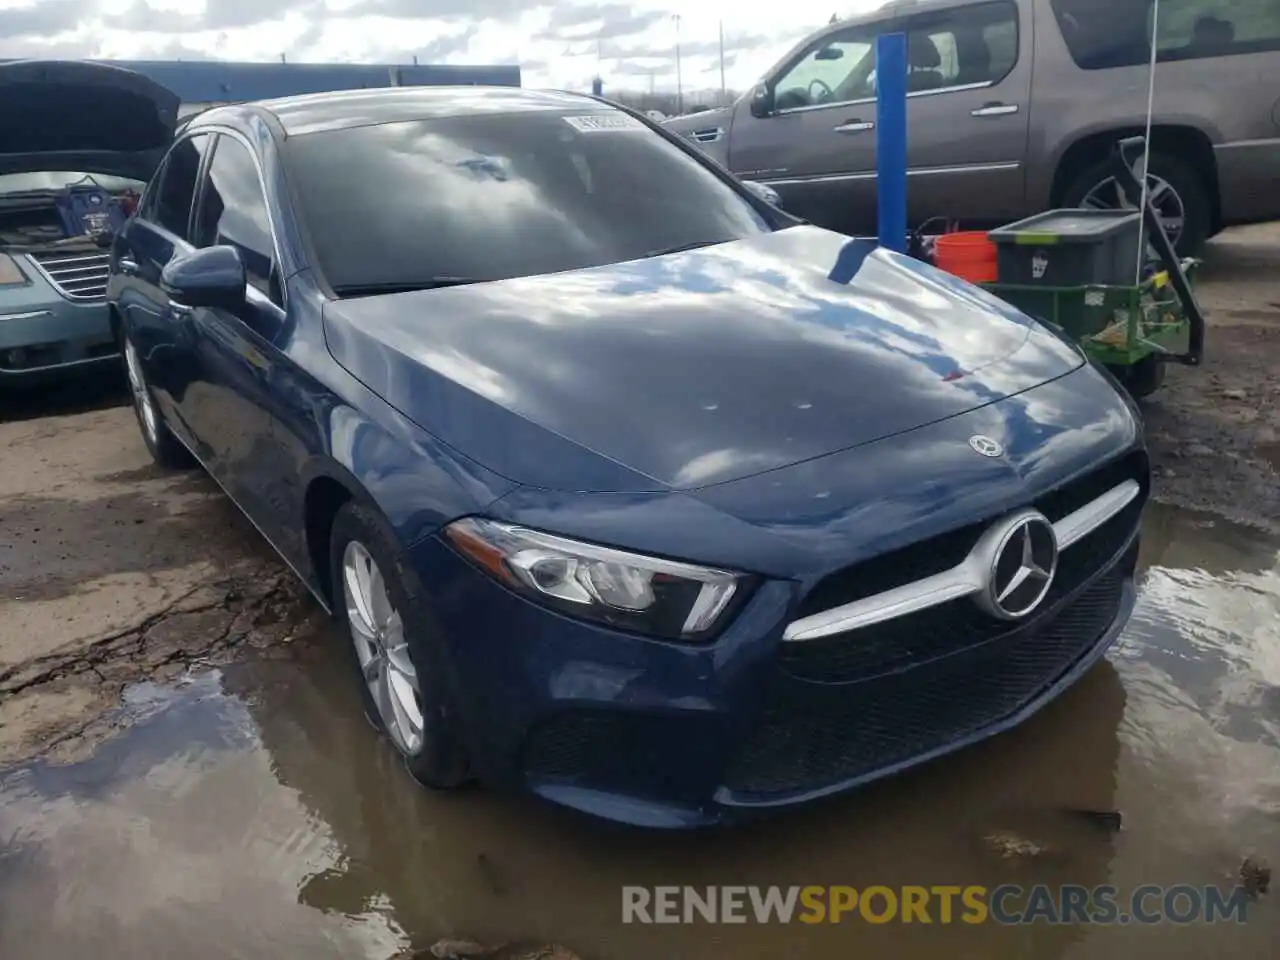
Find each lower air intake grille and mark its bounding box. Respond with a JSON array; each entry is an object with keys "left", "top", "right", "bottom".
[
  {"left": 723, "top": 549, "right": 1133, "bottom": 799},
  {"left": 28, "top": 250, "right": 111, "bottom": 302}
]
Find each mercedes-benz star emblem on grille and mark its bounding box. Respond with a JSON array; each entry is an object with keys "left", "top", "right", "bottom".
[
  {"left": 968, "top": 435, "right": 1004, "bottom": 458},
  {"left": 978, "top": 514, "right": 1059, "bottom": 620}
]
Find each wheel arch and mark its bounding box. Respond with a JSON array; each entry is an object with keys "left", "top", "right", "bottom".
[
  {"left": 298, "top": 396, "right": 519, "bottom": 611},
  {"left": 299, "top": 459, "right": 391, "bottom": 611},
  {"left": 1049, "top": 124, "right": 1222, "bottom": 234}
]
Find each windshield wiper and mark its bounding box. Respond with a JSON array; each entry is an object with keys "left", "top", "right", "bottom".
[
  {"left": 332, "top": 278, "right": 478, "bottom": 297},
  {"left": 641, "top": 239, "right": 725, "bottom": 259}
]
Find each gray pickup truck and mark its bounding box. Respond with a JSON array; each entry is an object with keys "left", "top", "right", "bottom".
[{"left": 665, "top": 0, "right": 1280, "bottom": 254}]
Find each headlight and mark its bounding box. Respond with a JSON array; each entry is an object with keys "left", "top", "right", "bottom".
[
  {"left": 444, "top": 518, "right": 746, "bottom": 641},
  {"left": 0, "top": 254, "right": 29, "bottom": 287}
]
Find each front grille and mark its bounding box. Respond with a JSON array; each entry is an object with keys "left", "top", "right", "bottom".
[
  {"left": 781, "top": 496, "right": 1142, "bottom": 683},
  {"left": 724, "top": 548, "right": 1133, "bottom": 798},
  {"left": 27, "top": 250, "right": 111, "bottom": 302},
  {"left": 794, "top": 450, "right": 1148, "bottom": 620}
]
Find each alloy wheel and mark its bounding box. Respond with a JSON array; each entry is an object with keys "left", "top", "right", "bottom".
[
  {"left": 1081, "top": 172, "right": 1185, "bottom": 250},
  {"left": 341, "top": 540, "right": 425, "bottom": 756},
  {"left": 124, "top": 338, "right": 159, "bottom": 444}
]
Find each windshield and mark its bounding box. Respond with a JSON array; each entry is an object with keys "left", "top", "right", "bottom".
[
  {"left": 285, "top": 110, "right": 773, "bottom": 294},
  {"left": 0, "top": 171, "right": 144, "bottom": 196}
]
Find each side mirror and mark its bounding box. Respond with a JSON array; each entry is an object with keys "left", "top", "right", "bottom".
[
  {"left": 160, "top": 245, "right": 247, "bottom": 311},
  {"left": 749, "top": 82, "right": 774, "bottom": 119},
  {"left": 743, "top": 180, "right": 783, "bottom": 209}
]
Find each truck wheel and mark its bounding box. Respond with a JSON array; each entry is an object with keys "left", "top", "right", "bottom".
[{"left": 1063, "top": 151, "right": 1211, "bottom": 258}]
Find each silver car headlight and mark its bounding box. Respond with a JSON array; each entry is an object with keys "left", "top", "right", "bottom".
[{"left": 444, "top": 518, "right": 747, "bottom": 641}]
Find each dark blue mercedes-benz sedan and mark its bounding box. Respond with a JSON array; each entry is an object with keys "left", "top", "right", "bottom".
[{"left": 106, "top": 86, "right": 1148, "bottom": 828}]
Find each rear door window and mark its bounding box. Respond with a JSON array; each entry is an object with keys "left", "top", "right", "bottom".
[
  {"left": 145, "top": 133, "right": 211, "bottom": 240},
  {"left": 1050, "top": 0, "right": 1280, "bottom": 69},
  {"left": 900, "top": 1, "right": 1020, "bottom": 92}
]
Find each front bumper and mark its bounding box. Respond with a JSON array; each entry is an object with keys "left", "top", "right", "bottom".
[
  {"left": 0, "top": 259, "right": 116, "bottom": 385},
  {"left": 411, "top": 511, "right": 1141, "bottom": 829}
]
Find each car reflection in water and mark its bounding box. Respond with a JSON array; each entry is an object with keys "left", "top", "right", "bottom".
[{"left": 223, "top": 641, "right": 1127, "bottom": 959}]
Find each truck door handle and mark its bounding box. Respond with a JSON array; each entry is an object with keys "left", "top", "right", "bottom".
[
  {"left": 971, "top": 103, "right": 1019, "bottom": 117},
  {"left": 833, "top": 119, "right": 875, "bottom": 134},
  {"left": 118, "top": 258, "right": 140, "bottom": 276}
]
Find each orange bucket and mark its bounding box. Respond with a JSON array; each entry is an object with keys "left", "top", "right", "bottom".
[{"left": 934, "top": 231, "right": 999, "bottom": 284}]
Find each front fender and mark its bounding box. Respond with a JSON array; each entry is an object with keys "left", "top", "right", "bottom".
[{"left": 305, "top": 401, "right": 519, "bottom": 549}]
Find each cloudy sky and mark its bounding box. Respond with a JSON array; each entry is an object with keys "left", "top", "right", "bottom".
[{"left": 0, "top": 0, "right": 887, "bottom": 94}]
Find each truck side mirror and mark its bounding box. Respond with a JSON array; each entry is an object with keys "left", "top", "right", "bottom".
[{"left": 749, "top": 82, "right": 774, "bottom": 119}]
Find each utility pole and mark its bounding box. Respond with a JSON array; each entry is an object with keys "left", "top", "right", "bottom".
[
  {"left": 673, "top": 14, "right": 683, "bottom": 116},
  {"left": 719, "top": 20, "right": 726, "bottom": 104},
  {"left": 594, "top": 29, "right": 603, "bottom": 98}
]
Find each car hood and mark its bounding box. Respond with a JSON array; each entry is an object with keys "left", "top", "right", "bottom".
[
  {"left": 322, "top": 226, "right": 1086, "bottom": 492},
  {"left": 0, "top": 60, "right": 180, "bottom": 180}
]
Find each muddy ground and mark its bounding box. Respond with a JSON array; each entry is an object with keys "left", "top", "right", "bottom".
[{"left": 1, "top": 222, "right": 1279, "bottom": 765}]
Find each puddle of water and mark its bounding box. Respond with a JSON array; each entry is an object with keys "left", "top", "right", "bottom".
[{"left": 2, "top": 503, "right": 1277, "bottom": 960}]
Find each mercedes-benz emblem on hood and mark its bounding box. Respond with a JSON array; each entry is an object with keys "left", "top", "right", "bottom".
[
  {"left": 968, "top": 435, "right": 1004, "bottom": 458},
  {"left": 976, "top": 513, "right": 1059, "bottom": 620}
]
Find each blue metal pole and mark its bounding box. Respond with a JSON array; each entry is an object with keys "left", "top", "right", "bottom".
[{"left": 875, "top": 32, "right": 908, "bottom": 253}]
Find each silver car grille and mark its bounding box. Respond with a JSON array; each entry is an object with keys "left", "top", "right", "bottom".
[{"left": 27, "top": 250, "right": 111, "bottom": 303}]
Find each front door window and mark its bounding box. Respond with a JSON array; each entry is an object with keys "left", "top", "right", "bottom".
[{"left": 772, "top": 24, "right": 884, "bottom": 111}]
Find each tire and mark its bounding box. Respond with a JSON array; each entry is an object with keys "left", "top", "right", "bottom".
[
  {"left": 120, "top": 325, "right": 194, "bottom": 469},
  {"left": 328, "top": 500, "right": 471, "bottom": 789},
  {"left": 1062, "top": 150, "right": 1211, "bottom": 258},
  {"left": 1107, "top": 355, "right": 1165, "bottom": 400}
]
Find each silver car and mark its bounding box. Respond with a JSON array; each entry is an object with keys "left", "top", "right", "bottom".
[
  {"left": 0, "top": 60, "right": 178, "bottom": 387},
  {"left": 665, "top": 0, "right": 1280, "bottom": 254}
]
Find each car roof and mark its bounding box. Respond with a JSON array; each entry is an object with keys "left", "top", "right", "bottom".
[{"left": 196, "top": 86, "right": 613, "bottom": 138}]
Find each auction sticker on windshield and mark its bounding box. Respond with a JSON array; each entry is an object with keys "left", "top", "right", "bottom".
[{"left": 562, "top": 114, "right": 645, "bottom": 132}]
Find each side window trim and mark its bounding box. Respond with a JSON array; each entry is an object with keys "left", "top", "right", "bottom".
[
  {"left": 136, "top": 155, "right": 168, "bottom": 222},
  {"left": 189, "top": 132, "right": 222, "bottom": 246},
  {"left": 188, "top": 124, "right": 289, "bottom": 311}
]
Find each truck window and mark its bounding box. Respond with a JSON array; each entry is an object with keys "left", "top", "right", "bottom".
[
  {"left": 1051, "top": 0, "right": 1280, "bottom": 69},
  {"left": 900, "top": 1, "right": 1020, "bottom": 91},
  {"left": 772, "top": 23, "right": 884, "bottom": 111}
]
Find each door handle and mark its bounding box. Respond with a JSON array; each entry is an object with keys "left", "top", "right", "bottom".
[
  {"left": 971, "top": 103, "right": 1019, "bottom": 118},
  {"left": 118, "top": 258, "right": 140, "bottom": 276},
  {"left": 833, "top": 119, "right": 875, "bottom": 134}
]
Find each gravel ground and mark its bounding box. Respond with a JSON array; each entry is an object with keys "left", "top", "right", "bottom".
[{"left": 1144, "top": 222, "right": 1280, "bottom": 525}]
